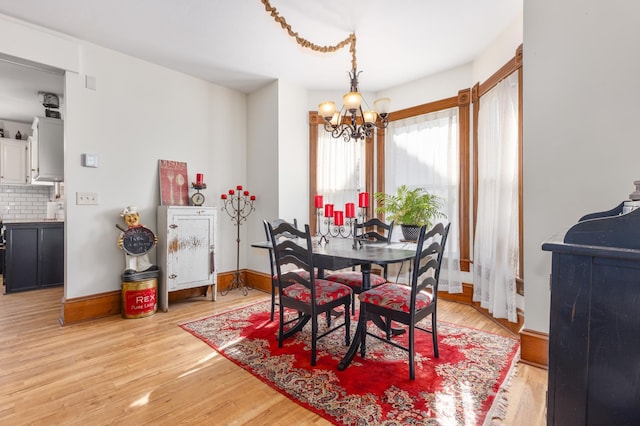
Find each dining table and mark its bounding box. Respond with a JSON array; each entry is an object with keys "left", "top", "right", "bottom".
[{"left": 251, "top": 236, "right": 417, "bottom": 370}]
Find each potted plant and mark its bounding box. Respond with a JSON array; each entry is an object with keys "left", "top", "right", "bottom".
[{"left": 374, "top": 184, "right": 446, "bottom": 241}]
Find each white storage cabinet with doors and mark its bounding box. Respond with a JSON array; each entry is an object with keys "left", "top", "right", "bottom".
[{"left": 157, "top": 206, "right": 217, "bottom": 311}]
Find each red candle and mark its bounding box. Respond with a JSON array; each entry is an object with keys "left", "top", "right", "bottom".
[
  {"left": 358, "top": 192, "right": 369, "bottom": 208},
  {"left": 314, "top": 195, "right": 323, "bottom": 209},
  {"left": 196, "top": 173, "right": 204, "bottom": 185},
  {"left": 250, "top": 195, "right": 256, "bottom": 201},
  {"left": 334, "top": 210, "right": 344, "bottom": 226},
  {"left": 345, "top": 202, "right": 355, "bottom": 218},
  {"left": 243, "top": 190, "right": 249, "bottom": 196},
  {"left": 229, "top": 189, "right": 235, "bottom": 195},
  {"left": 236, "top": 185, "right": 243, "bottom": 190},
  {"left": 221, "top": 194, "right": 227, "bottom": 199},
  {"left": 324, "top": 203, "right": 334, "bottom": 218}
]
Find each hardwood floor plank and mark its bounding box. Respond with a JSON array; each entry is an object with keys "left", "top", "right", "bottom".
[{"left": 0, "top": 285, "right": 546, "bottom": 425}]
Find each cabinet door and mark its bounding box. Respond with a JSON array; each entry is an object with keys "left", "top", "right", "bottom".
[
  {"left": 33, "top": 117, "right": 63, "bottom": 182},
  {"left": 4, "top": 226, "right": 39, "bottom": 292},
  {"left": 40, "top": 225, "right": 64, "bottom": 287},
  {"left": 0, "top": 138, "right": 29, "bottom": 184},
  {"left": 166, "top": 211, "right": 215, "bottom": 292}
]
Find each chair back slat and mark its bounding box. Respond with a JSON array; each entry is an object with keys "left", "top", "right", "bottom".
[
  {"left": 355, "top": 218, "right": 394, "bottom": 242},
  {"left": 268, "top": 222, "right": 315, "bottom": 296},
  {"left": 411, "top": 222, "right": 451, "bottom": 308}
]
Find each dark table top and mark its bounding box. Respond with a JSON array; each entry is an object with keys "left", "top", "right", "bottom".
[{"left": 252, "top": 238, "right": 416, "bottom": 270}]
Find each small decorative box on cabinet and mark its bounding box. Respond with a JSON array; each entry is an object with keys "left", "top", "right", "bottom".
[{"left": 157, "top": 206, "right": 217, "bottom": 311}]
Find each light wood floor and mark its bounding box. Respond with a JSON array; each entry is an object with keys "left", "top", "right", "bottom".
[{"left": 0, "top": 286, "right": 547, "bottom": 425}]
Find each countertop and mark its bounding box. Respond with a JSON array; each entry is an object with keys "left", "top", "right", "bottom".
[{"left": 1, "top": 219, "right": 64, "bottom": 224}]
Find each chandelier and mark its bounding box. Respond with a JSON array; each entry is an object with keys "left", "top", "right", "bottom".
[
  {"left": 318, "top": 63, "right": 390, "bottom": 141},
  {"left": 261, "top": 0, "right": 390, "bottom": 141}
]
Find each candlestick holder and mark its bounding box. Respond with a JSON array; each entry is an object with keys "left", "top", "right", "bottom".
[
  {"left": 220, "top": 186, "right": 256, "bottom": 296},
  {"left": 317, "top": 214, "right": 357, "bottom": 243}
]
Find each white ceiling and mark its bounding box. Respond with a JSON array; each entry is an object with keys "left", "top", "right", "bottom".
[{"left": 0, "top": 0, "right": 522, "bottom": 122}]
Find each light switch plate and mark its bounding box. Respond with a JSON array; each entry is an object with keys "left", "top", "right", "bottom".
[
  {"left": 76, "top": 192, "right": 99, "bottom": 205},
  {"left": 82, "top": 153, "right": 99, "bottom": 168}
]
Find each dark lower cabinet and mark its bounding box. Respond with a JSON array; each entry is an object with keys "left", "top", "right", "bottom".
[
  {"left": 542, "top": 203, "right": 640, "bottom": 426},
  {"left": 4, "top": 222, "right": 64, "bottom": 293}
]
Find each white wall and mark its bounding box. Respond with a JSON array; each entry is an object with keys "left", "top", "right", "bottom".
[
  {"left": 523, "top": 1, "right": 640, "bottom": 333},
  {"left": 246, "top": 79, "right": 309, "bottom": 275},
  {"left": 246, "top": 81, "right": 279, "bottom": 274},
  {"left": 1, "top": 15, "right": 247, "bottom": 299},
  {"left": 473, "top": 12, "right": 523, "bottom": 84}
]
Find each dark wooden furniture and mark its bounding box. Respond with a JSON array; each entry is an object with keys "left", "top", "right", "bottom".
[
  {"left": 251, "top": 236, "right": 417, "bottom": 368},
  {"left": 359, "top": 223, "right": 449, "bottom": 379},
  {"left": 267, "top": 222, "right": 352, "bottom": 366},
  {"left": 262, "top": 218, "right": 298, "bottom": 321},
  {"left": 542, "top": 203, "right": 640, "bottom": 425},
  {"left": 326, "top": 218, "right": 394, "bottom": 315},
  {"left": 3, "top": 221, "right": 64, "bottom": 293}
]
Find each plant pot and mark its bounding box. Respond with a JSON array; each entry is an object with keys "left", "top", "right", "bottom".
[{"left": 401, "top": 224, "right": 421, "bottom": 241}]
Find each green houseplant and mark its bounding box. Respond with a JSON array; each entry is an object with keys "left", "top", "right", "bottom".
[{"left": 374, "top": 185, "right": 446, "bottom": 241}]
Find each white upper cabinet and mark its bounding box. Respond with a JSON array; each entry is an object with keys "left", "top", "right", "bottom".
[
  {"left": 0, "top": 137, "right": 29, "bottom": 184},
  {"left": 31, "top": 116, "right": 63, "bottom": 182}
]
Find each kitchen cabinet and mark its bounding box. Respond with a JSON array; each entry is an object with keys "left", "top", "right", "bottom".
[
  {"left": 3, "top": 222, "right": 64, "bottom": 293},
  {"left": 0, "top": 137, "right": 29, "bottom": 184},
  {"left": 157, "top": 206, "right": 217, "bottom": 311},
  {"left": 542, "top": 202, "right": 640, "bottom": 425},
  {"left": 31, "top": 116, "right": 63, "bottom": 182}
]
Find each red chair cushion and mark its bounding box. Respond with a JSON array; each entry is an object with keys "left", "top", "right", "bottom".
[
  {"left": 358, "top": 283, "right": 433, "bottom": 313},
  {"left": 282, "top": 279, "right": 352, "bottom": 305},
  {"left": 326, "top": 271, "right": 387, "bottom": 289}
]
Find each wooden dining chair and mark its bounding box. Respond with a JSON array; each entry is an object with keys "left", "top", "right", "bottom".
[
  {"left": 326, "top": 218, "right": 394, "bottom": 315},
  {"left": 268, "top": 221, "right": 352, "bottom": 366},
  {"left": 358, "top": 222, "right": 450, "bottom": 380},
  {"left": 263, "top": 218, "right": 298, "bottom": 321}
]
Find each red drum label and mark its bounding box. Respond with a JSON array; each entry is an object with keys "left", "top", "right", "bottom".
[{"left": 122, "top": 279, "right": 158, "bottom": 318}]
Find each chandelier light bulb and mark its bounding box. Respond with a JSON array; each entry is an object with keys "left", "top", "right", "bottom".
[
  {"left": 374, "top": 97, "right": 391, "bottom": 116},
  {"left": 343, "top": 92, "right": 362, "bottom": 111},
  {"left": 318, "top": 101, "right": 336, "bottom": 119},
  {"left": 362, "top": 110, "right": 377, "bottom": 124}
]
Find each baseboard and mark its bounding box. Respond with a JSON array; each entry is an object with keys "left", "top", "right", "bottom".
[
  {"left": 60, "top": 282, "right": 213, "bottom": 325},
  {"left": 519, "top": 328, "right": 549, "bottom": 369},
  {"left": 60, "top": 290, "right": 120, "bottom": 325},
  {"left": 438, "top": 282, "right": 474, "bottom": 304}
]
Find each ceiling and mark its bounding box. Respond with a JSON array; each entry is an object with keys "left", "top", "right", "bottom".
[{"left": 0, "top": 0, "right": 522, "bottom": 123}]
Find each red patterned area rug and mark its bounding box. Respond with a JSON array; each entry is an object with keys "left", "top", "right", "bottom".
[{"left": 181, "top": 300, "right": 520, "bottom": 425}]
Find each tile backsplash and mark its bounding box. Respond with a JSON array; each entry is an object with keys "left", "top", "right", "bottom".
[{"left": 0, "top": 184, "right": 58, "bottom": 220}]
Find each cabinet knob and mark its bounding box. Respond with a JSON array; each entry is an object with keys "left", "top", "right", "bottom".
[
  {"left": 169, "top": 224, "right": 178, "bottom": 229},
  {"left": 169, "top": 274, "right": 177, "bottom": 279}
]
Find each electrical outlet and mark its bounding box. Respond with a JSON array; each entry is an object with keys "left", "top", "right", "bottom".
[{"left": 76, "top": 192, "right": 99, "bottom": 205}]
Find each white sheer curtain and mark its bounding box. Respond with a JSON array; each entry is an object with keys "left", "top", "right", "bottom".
[
  {"left": 473, "top": 72, "right": 519, "bottom": 322},
  {"left": 386, "top": 107, "right": 462, "bottom": 293},
  {"left": 316, "top": 130, "right": 365, "bottom": 210}
]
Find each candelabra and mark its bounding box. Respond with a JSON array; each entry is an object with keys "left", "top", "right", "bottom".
[
  {"left": 220, "top": 185, "right": 256, "bottom": 296},
  {"left": 316, "top": 205, "right": 368, "bottom": 249},
  {"left": 314, "top": 193, "right": 370, "bottom": 249}
]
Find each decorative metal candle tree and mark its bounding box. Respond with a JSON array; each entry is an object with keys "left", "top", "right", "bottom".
[{"left": 220, "top": 185, "right": 256, "bottom": 296}]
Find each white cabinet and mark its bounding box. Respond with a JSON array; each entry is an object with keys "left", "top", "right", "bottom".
[
  {"left": 31, "top": 116, "right": 63, "bottom": 182},
  {"left": 157, "top": 206, "right": 217, "bottom": 311},
  {"left": 0, "top": 137, "right": 29, "bottom": 184}
]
